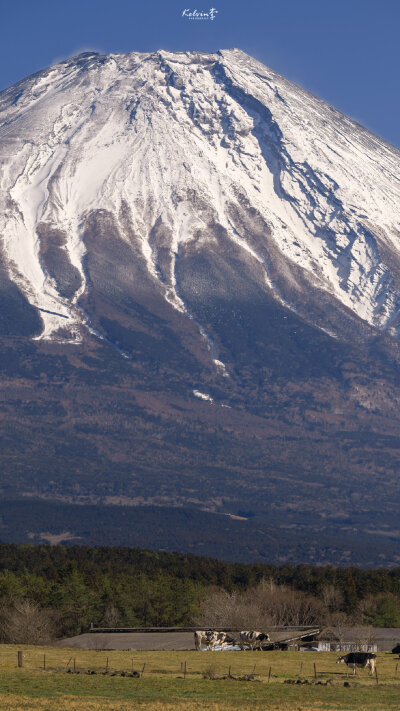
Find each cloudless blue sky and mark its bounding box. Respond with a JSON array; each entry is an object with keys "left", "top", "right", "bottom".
[{"left": 1, "top": 0, "right": 399, "bottom": 147}]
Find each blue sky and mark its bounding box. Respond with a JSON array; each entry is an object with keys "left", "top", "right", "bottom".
[{"left": 1, "top": 0, "right": 399, "bottom": 147}]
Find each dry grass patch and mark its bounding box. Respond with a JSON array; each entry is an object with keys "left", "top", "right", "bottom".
[
  {"left": 1, "top": 645, "right": 400, "bottom": 710},
  {"left": 1, "top": 695, "right": 400, "bottom": 711}
]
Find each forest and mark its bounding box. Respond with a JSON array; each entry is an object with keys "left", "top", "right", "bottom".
[{"left": 1, "top": 543, "right": 400, "bottom": 643}]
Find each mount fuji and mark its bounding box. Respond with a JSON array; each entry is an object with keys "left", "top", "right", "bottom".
[{"left": 1, "top": 49, "right": 400, "bottom": 565}]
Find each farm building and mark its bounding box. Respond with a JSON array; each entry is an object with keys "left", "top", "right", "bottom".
[
  {"left": 58, "top": 625, "right": 321, "bottom": 651},
  {"left": 55, "top": 625, "right": 400, "bottom": 652},
  {"left": 301, "top": 627, "right": 400, "bottom": 653}
]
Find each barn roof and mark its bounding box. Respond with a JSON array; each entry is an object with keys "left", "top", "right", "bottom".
[{"left": 318, "top": 627, "right": 400, "bottom": 641}]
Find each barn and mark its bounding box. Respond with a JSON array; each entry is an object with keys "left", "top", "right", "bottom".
[
  {"left": 57, "top": 625, "right": 321, "bottom": 651},
  {"left": 55, "top": 625, "right": 400, "bottom": 652}
]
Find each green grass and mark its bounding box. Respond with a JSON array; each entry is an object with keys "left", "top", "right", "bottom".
[{"left": 0, "top": 645, "right": 400, "bottom": 710}]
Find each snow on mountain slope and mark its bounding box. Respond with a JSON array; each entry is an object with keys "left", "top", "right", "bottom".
[{"left": 0, "top": 48, "right": 399, "bottom": 343}]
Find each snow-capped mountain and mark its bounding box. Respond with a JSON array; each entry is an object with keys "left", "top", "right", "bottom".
[
  {"left": 1, "top": 49, "right": 399, "bottom": 349},
  {"left": 1, "top": 49, "right": 400, "bottom": 565}
]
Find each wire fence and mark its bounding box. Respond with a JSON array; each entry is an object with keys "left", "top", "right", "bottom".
[{"left": 2, "top": 648, "right": 400, "bottom": 686}]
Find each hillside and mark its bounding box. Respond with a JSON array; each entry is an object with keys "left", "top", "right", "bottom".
[{"left": 0, "top": 50, "right": 400, "bottom": 564}]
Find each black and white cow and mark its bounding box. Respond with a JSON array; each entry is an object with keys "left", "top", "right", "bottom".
[
  {"left": 194, "top": 630, "right": 233, "bottom": 651},
  {"left": 194, "top": 630, "right": 209, "bottom": 651},
  {"left": 239, "top": 630, "right": 270, "bottom": 650},
  {"left": 336, "top": 652, "right": 376, "bottom": 675}
]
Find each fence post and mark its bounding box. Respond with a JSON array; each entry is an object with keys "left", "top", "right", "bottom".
[
  {"left": 375, "top": 667, "right": 379, "bottom": 686},
  {"left": 73, "top": 658, "right": 76, "bottom": 673},
  {"left": 268, "top": 666, "right": 272, "bottom": 683},
  {"left": 132, "top": 658, "right": 134, "bottom": 673},
  {"left": 228, "top": 665, "right": 231, "bottom": 678},
  {"left": 184, "top": 660, "right": 187, "bottom": 679},
  {"left": 314, "top": 662, "right": 317, "bottom": 680},
  {"left": 43, "top": 653, "right": 46, "bottom": 671},
  {"left": 141, "top": 663, "right": 146, "bottom": 677},
  {"left": 106, "top": 657, "right": 109, "bottom": 673},
  {"left": 299, "top": 661, "right": 303, "bottom": 676},
  {"left": 17, "top": 651, "right": 22, "bottom": 668}
]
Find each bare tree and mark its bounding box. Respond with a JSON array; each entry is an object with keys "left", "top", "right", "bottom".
[
  {"left": 321, "top": 585, "right": 344, "bottom": 613},
  {"left": 352, "top": 625, "right": 377, "bottom": 651},
  {"left": 328, "top": 613, "right": 352, "bottom": 651},
  {"left": 196, "top": 588, "right": 272, "bottom": 629},
  {"left": 0, "top": 600, "right": 57, "bottom": 645},
  {"left": 197, "top": 581, "right": 327, "bottom": 629},
  {"left": 102, "top": 605, "right": 120, "bottom": 628}
]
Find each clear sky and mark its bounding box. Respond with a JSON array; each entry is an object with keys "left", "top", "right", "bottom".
[{"left": 1, "top": 0, "right": 399, "bottom": 147}]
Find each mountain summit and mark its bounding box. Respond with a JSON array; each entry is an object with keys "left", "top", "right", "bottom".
[
  {"left": 1, "top": 48, "right": 399, "bottom": 343},
  {"left": 1, "top": 50, "right": 400, "bottom": 565}
]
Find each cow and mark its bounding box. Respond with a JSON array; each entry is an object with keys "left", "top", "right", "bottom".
[
  {"left": 336, "top": 652, "right": 376, "bottom": 675},
  {"left": 239, "top": 630, "right": 270, "bottom": 650},
  {"left": 194, "top": 630, "right": 233, "bottom": 651},
  {"left": 194, "top": 630, "right": 209, "bottom": 651}
]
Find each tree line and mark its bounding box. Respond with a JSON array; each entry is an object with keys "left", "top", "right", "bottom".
[{"left": 0, "top": 543, "right": 400, "bottom": 643}]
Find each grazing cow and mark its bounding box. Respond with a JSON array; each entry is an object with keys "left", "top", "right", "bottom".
[
  {"left": 240, "top": 630, "right": 270, "bottom": 650},
  {"left": 194, "top": 630, "right": 233, "bottom": 651},
  {"left": 194, "top": 630, "right": 208, "bottom": 651},
  {"left": 212, "top": 631, "right": 234, "bottom": 650},
  {"left": 336, "top": 652, "right": 376, "bottom": 675}
]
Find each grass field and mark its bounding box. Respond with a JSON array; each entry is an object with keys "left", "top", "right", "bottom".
[{"left": 1, "top": 644, "right": 400, "bottom": 710}]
